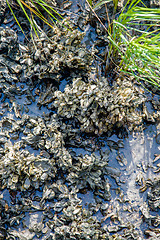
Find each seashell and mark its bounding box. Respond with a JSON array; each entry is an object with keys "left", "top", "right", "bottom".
[{"left": 23, "top": 178, "right": 30, "bottom": 189}]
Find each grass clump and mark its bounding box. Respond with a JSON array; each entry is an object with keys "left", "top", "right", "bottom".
[
  {"left": 6, "top": 0, "right": 70, "bottom": 38},
  {"left": 108, "top": 0, "right": 160, "bottom": 90}
]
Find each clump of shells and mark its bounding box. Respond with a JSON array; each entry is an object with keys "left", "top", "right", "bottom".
[
  {"left": 53, "top": 76, "right": 147, "bottom": 134},
  {"left": 0, "top": 27, "right": 20, "bottom": 61},
  {"left": 148, "top": 177, "right": 160, "bottom": 211},
  {"left": 20, "top": 22, "right": 93, "bottom": 82}
]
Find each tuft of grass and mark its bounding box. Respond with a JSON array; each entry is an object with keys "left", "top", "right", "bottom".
[
  {"left": 108, "top": 0, "right": 160, "bottom": 90},
  {"left": 6, "top": 0, "right": 71, "bottom": 38}
]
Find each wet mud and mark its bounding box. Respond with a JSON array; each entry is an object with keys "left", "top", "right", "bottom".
[{"left": 0, "top": 0, "right": 160, "bottom": 239}]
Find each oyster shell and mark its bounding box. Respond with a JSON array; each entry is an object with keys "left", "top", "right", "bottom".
[{"left": 53, "top": 76, "right": 146, "bottom": 134}]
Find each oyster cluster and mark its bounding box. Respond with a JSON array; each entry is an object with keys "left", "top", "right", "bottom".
[
  {"left": 54, "top": 76, "right": 146, "bottom": 134},
  {"left": 0, "top": 1, "right": 6, "bottom": 23},
  {"left": 20, "top": 22, "right": 93, "bottom": 82},
  {"left": 0, "top": 5, "right": 160, "bottom": 239},
  {"left": 148, "top": 178, "right": 160, "bottom": 211},
  {"left": 0, "top": 113, "right": 112, "bottom": 202},
  {"left": 0, "top": 27, "right": 20, "bottom": 61},
  {"left": 135, "top": 177, "right": 160, "bottom": 239}
]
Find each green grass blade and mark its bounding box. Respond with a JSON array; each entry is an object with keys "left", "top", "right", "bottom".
[
  {"left": 93, "top": 0, "right": 112, "bottom": 10},
  {"left": 20, "top": 0, "right": 56, "bottom": 29},
  {"left": 6, "top": 0, "right": 27, "bottom": 38},
  {"left": 16, "top": 0, "right": 38, "bottom": 37},
  {"left": 35, "top": 0, "right": 72, "bottom": 30},
  {"left": 88, "top": 0, "right": 92, "bottom": 7}
]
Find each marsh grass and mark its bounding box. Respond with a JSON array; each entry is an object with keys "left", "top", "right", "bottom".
[
  {"left": 108, "top": 0, "right": 160, "bottom": 90},
  {"left": 6, "top": 0, "right": 71, "bottom": 38},
  {"left": 87, "top": 0, "right": 160, "bottom": 90}
]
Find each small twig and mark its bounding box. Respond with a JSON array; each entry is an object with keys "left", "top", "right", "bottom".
[
  {"left": 105, "top": 3, "right": 110, "bottom": 27},
  {"left": 86, "top": 0, "right": 108, "bottom": 33}
]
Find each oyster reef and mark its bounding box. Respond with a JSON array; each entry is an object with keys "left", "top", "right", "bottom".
[{"left": 0, "top": 0, "right": 160, "bottom": 239}]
